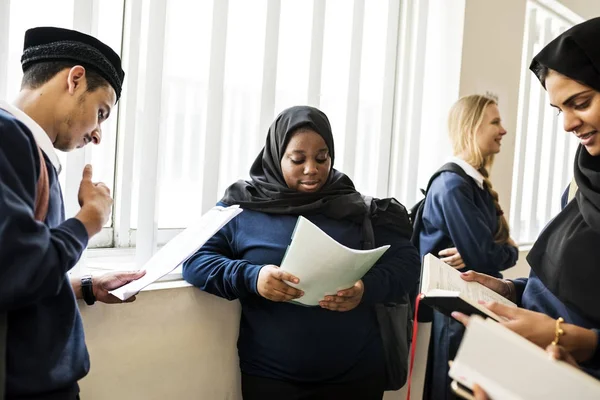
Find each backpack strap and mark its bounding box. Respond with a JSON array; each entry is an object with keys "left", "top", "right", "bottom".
[
  {"left": 411, "top": 162, "right": 471, "bottom": 247},
  {"left": 424, "top": 162, "right": 471, "bottom": 194},
  {"left": 34, "top": 146, "right": 50, "bottom": 222}
]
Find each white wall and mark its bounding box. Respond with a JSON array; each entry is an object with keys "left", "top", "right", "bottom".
[
  {"left": 457, "top": 0, "right": 528, "bottom": 226},
  {"left": 79, "top": 287, "right": 242, "bottom": 400}
]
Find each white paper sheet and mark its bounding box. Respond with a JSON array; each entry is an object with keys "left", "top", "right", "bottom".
[
  {"left": 109, "top": 205, "right": 243, "bottom": 301},
  {"left": 279, "top": 216, "right": 390, "bottom": 306}
]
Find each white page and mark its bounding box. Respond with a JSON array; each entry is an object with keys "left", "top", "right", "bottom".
[
  {"left": 279, "top": 216, "right": 390, "bottom": 306},
  {"left": 109, "top": 205, "right": 243, "bottom": 301},
  {"left": 449, "top": 316, "right": 600, "bottom": 399},
  {"left": 421, "top": 254, "right": 515, "bottom": 307}
]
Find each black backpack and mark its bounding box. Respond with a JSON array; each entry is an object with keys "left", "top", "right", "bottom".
[{"left": 409, "top": 162, "right": 470, "bottom": 250}]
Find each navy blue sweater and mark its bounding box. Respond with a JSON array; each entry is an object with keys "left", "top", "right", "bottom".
[
  {"left": 0, "top": 110, "right": 89, "bottom": 399},
  {"left": 182, "top": 203, "right": 420, "bottom": 383},
  {"left": 419, "top": 171, "right": 518, "bottom": 277}
]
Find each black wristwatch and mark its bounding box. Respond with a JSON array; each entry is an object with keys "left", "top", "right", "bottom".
[{"left": 81, "top": 275, "right": 96, "bottom": 306}]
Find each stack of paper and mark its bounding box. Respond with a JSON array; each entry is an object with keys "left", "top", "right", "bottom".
[
  {"left": 279, "top": 216, "right": 389, "bottom": 306},
  {"left": 109, "top": 205, "right": 243, "bottom": 301}
]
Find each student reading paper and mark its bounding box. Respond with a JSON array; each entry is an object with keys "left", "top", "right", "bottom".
[{"left": 182, "top": 106, "right": 420, "bottom": 400}]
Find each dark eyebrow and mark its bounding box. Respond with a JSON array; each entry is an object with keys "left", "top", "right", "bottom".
[
  {"left": 550, "top": 89, "right": 594, "bottom": 108},
  {"left": 290, "top": 148, "right": 328, "bottom": 154}
]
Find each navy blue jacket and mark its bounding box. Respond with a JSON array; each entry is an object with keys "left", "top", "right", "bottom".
[
  {"left": 419, "top": 169, "right": 518, "bottom": 400},
  {"left": 419, "top": 171, "right": 518, "bottom": 277},
  {"left": 182, "top": 203, "right": 420, "bottom": 383},
  {"left": 0, "top": 110, "right": 89, "bottom": 399}
]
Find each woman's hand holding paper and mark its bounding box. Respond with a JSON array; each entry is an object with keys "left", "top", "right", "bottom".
[
  {"left": 319, "top": 280, "right": 364, "bottom": 312},
  {"left": 257, "top": 265, "right": 304, "bottom": 302}
]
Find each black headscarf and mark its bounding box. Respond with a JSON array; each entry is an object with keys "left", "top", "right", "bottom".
[
  {"left": 221, "top": 105, "right": 412, "bottom": 237},
  {"left": 527, "top": 17, "right": 600, "bottom": 325}
]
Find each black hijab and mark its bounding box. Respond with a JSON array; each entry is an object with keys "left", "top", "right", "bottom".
[
  {"left": 527, "top": 17, "right": 600, "bottom": 325},
  {"left": 221, "top": 105, "right": 412, "bottom": 237}
]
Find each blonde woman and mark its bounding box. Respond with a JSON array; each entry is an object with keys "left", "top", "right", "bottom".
[{"left": 418, "top": 95, "right": 518, "bottom": 399}]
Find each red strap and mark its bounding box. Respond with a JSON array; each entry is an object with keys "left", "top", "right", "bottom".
[{"left": 406, "top": 293, "right": 424, "bottom": 400}]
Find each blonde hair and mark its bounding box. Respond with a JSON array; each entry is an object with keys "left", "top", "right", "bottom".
[{"left": 447, "top": 94, "right": 510, "bottom": 244}]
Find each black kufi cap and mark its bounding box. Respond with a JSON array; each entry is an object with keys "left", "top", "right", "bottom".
[{"left": 21, "top": 27, "right": 125, "bottom": 100}]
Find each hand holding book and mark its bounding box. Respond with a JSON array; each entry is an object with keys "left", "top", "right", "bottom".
[
  {"left": 418, "top": 254, "right": 517, "bottom": 322},
  {"left": 452, "top": 303, "right": 599, "bottom": 363},
  {"left": 459, "top": 270, "right": 517, "bottom": 303},
  {"left": 448, "top": 316, "right": 600, "bottom": 400}
]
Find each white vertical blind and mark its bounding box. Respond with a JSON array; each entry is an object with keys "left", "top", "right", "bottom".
[
  {"left": 340, "top": 0, "right": 365, "bottom": 180},
  {"left": 135, "top": 0, "right": 168, "bottom": 266},
  {"left": 0, "top": 0, "right": 11, "bottom": 101},
  {"left": 388, "top": 0, "right": 430, "bottom": 206},
  {"left": 258, "top": 0, "right": 281, "bottom": 148},
  {"left": 510, "top": 0, "right": 582, "bottom": 244},
  {"left": 114, "top": 0, "right": 143, "bottom": 247},
  {"left": 307, "top": 0, "right": 326, "bottom": 107}
]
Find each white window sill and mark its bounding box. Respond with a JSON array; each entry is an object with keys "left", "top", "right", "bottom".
[{"left": 517, "top": 243, "right": 533, "bottom": 252}]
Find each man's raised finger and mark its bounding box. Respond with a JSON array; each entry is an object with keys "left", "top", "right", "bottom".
[{"left": 82, "top": 164, "right": 93, "bottom": 181}]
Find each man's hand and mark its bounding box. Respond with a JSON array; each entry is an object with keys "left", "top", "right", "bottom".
[
  {"left": 75, "top": 164, "right": 113, "bottom": 238},
  {"left": 93, "top": 270, "right": 146, "bottom": 304},
  {"left": 256, "top": 265, "right": 303, "bottom": 302},
  {"left": 319, "top": 280, "right": 364, "bottom": 312}
]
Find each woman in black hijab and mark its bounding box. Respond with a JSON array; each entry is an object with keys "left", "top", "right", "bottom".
[
  {"left": 183, "top": 106, "right": 420, "bottom": 399},
  {"left": 456, "top": 17, "right": 600, "bottom": 380}
]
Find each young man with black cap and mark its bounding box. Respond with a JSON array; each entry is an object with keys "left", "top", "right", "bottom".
[{"left": 0, "top": 27, "right": 145, "bottom": 399}]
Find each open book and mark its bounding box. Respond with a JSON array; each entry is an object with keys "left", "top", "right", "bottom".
[
  {"left": 419, "top": 254, "right": 516, "bottom": 321},
  {"left": 279, "top": 216, "right": 390, "bottom": 306},
  {"left": 449, "top": 315, "right": 600, "bottom": 399},
  {"left": 109, "top": 205, "right": 243, "bottom": 301}
]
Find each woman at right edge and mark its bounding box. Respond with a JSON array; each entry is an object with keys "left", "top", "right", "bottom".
[{"left": 454, "top": 18, "right": 600, "bottom": 399}]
